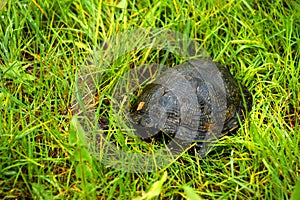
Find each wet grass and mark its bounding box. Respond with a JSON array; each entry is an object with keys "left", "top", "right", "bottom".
[{"left": 0, "top": 0, "right": 299, "bottom": 199}]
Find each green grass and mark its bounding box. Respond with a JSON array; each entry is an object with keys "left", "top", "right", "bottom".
[{"left": 0, "top": 0, "right": 299, "bottom": 199}]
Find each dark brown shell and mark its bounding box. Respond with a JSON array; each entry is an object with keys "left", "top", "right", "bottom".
[{"left": 129, "top": 59, "right": 252, "bottom": 156}]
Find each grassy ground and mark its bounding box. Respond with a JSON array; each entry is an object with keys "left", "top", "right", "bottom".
[{"left": 0, "top": 0, "right": 299, "bottom": 199}]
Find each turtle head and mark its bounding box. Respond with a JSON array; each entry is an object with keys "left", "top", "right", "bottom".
[{"left": 129, "top": 83, "right": 180, "bottom": 140}]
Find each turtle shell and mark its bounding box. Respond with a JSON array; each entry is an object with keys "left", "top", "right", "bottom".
[{"left": 129, "top": 59, "right": 252, "bottom": 156}]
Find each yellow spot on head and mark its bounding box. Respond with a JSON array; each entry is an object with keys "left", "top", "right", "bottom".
[{"left": 137, "top": 101, "right": 145, "bottom": 111}]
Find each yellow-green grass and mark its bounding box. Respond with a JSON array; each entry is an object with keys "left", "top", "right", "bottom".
[{"left": 0, "top": 0, "right": 299, "bottom": 199}]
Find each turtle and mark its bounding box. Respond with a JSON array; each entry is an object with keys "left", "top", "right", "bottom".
[{"left": 129, "top": 59, "right": 252, "bottom": 157}]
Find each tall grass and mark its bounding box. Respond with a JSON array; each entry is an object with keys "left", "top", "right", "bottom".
[{"left": 0, "top": 0, "right": 299, "bottom": 199}]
